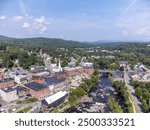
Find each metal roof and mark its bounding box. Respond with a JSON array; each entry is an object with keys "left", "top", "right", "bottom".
[{"left": 44, "top": 91, "right": 68, "bottom": 105}]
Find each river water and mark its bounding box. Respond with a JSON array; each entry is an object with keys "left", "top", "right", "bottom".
[{"left": 65, "top": 73, "right": 124, "bottom": 113}]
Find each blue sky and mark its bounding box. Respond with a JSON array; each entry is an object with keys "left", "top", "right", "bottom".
[{"left": 0, "top": 0, "right": 150, "bottom": 41}]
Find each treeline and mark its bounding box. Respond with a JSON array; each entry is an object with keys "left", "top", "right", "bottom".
[
  {"left": 0, "top": 47, "right": 43, "bottom": 69},
  {"left": 91, "top": 58, "right": 119, "bottom": 70},
  {"left": 112, "top": 81, "right": 134, "bottom": 113},
  {"left": 105, "top": 43, "right": 150, "bottom": 70},
  {"left": 108, "top": 96, "right": 123, "bottom": 113},
  {"left": 68, "top": 72, "right": 99, "bottom": 106},
  {"left": 0, "top": 37, "right": 92, "bottom": 50},
  {"left": 131, "top": 80, "right": 150, "bottom": 113}
]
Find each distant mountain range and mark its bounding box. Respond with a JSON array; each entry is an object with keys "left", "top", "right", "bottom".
[
  {"left": 0, "top": 35, "right": 14, "bottom": 40},
  {"left": 0, "top": 35, "right": 149, "bottom": 49},
  {"left": 0, "top": 35, "right": 93, "bottom": 49}
]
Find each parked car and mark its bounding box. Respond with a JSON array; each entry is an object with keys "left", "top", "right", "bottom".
[{"left": 0, "top": 108, "right": 4, "bottom": 113}]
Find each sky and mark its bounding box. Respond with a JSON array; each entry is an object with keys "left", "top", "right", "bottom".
[{"left": 0, "top": 0, "right": 150, "bottom": 41}]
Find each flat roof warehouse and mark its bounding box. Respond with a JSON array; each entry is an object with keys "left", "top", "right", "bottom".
[{"left": 45, "top": 91, "right": 68, "bottom": 105}]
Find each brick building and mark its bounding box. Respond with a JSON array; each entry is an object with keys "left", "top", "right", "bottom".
[
  {"left": 55, "top": 66, "right": 94, "bottom": 78},
  {"left": 24, "top": 82, "right": 50, "bottom": 100},
  {"left": 0, "top": 78, "right": 15, "bottom": 89},
  {"left": 15, "top": 86, "right": 30, "bottom": 98},
  {"left": 34, "top": 76, "right": 67, "bottom": 93}
]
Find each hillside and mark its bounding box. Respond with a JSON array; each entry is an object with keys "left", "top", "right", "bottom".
[
  {"left": 0, "top": 35, "right": 14, "bottom": 40},
  {"left": 0, "top": 35, "right": 93, "bottom": 49}
]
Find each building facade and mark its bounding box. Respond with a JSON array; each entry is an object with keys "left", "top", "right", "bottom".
[{"left": 0, "top": 87, "right": 18, "bottom": 102}]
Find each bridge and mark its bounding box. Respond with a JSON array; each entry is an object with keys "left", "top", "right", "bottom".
[{"left": 99, "top": 70, "right": 117, "bottom": 73}]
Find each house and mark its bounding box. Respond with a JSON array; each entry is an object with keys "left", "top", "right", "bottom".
[
  {"left": 131, "top": 75, "right": 141, "bottom": 81},
  {"left": 0, "top": 78, "right": 15, "bottom": 89},
  {"left": 83, "top": 67, "right": 94, "bottom": 75},
  {"left": 0, "top": 87, "right": 18, "bottom": 102},
  {"left": 82, "top": 62, "right": 93, "bottom": 68},
  {"left": 68, "top": 57, "right": 77, "bottom": 67},
  {"left": 30, "top": 66, "right": 46, "bottom": 72},
  {"left": 24, "top": 82, "right": 50, "bottom": 100},
  {"left": 41, "top": 91, "right": 68, "bottom": 109},
  {"left": 0, "top": 72, "right": 5, "bottom": 79},
  {"left": 6, "top": 67, "right": 30, "bottom": 78}
]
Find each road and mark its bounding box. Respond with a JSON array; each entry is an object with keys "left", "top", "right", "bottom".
[
  {"left": 43, "top": 55, "right": 53, "bottom": 73},
  {"left": 0, "top": 97, "right": 41, "bottom": 113},
  {"left": 124, "top": 66, "right": 142, "bottom": 113}
]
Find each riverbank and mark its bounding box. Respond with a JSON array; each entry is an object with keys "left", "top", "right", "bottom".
[{"left": 50, "top": 71, "right": 99, "bottom": 113}]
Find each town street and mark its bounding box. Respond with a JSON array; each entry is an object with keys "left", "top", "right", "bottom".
[{"left": 124, "top": 66, "right": 142, "bottom": 113}]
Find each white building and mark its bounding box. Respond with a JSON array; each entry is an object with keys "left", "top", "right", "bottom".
[
  {"left": 82, "top": 62, "right": 93, "bottom": 68},
  {"left": 42, "top": 91, "right": 68, "bottom": 108},
  {"left": 15, "top": 75, "right": 28, "bottom": 84},
  {"left": 0, "top": 87, "right": 18, "bottom": 102},
  {"left": 50, "top": 59, "right": 62, "bottom": 73}
]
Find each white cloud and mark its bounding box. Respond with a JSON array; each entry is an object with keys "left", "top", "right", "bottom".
[
  {"left": 35, "top": 16, "right": 46, "bottom": 24},
  {"left": 22, "top": 22, "right": 30, "bottom": 28},
  {"left": 34, "top": 16, "right": 49, "bottom": 33},
  {"left": 12, "top": 16, "right": 23, "bottom": 21},
  {"left": 0, "top": 16, "right": 6, "bottom": 20},
  {"left": 39, "top": 26, "right": 48, "bottom": 33}
]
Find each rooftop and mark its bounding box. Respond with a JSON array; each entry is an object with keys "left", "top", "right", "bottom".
[
  {"left": 44, "top": 91, "right": 68, "bottom": 104},
  {"left": 0, "top": 78, "right": 14, "bottom": 83},
  {"left": 45, "top": 77, "right": 66, "bottom": 86},
  {"left": 15, "top": 86, "right": 29, "bottom": 92},
  {"left": 1, "top": 87, "right": 15, "bottom": 93},
  {"left": 63, "top": 66, "right": 83, "bottom": 71},
  {"left": 24, "top": 82, "right": 47, "bottom": 91}
]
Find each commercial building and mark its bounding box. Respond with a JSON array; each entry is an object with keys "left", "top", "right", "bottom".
[
  {"left": 56, "top": 66, "right": 94, "bottom": 78},
  {"left": 15, "top": 75, "right": 28, "bottom": 84},
  {"left": 0, "top": 87, "right": 18, "bottom": 102},
  {"left": 57, "top": 67, "right": 84, "bottom": 78},
  {"left": 24, "top": 82, "right": 50, "bottom": 100},
  {"left": 15, "top": 86, "right": 30, "bottom": 98},
  {"left": 41, "top": 91, "right": 68, "bottom": 109},
  {"left": 32, "top": 70, "right": 50, "bottom": 77},
  {"left": 45, "top": 77, "right": 66, "bottom": 91},
  {"left": 33, "top": 76, "right": 67, "bottom": 93},
  {"left": 0, "top": 78, "right": 15, "bottom": 89}
]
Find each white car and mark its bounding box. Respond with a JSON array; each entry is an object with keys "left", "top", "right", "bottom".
[{"left": 0, "top": 108, "right": 5, "bottom": 112}]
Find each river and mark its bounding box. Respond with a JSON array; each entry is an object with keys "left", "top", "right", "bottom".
[{"left": 65, "top": 72, "right": 125, "bottom": 113}]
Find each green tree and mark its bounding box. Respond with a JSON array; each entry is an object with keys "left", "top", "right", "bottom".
[
  {"left": 142, "top": 99, "right": 149, "bottom": 113},
  {"left": 135, "top": 87, "right": 143, "bottom": 99}
]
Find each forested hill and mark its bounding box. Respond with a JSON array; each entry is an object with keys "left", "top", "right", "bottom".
[{"left": 0, "top": 35, "right": 93, "bottom": 49}]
